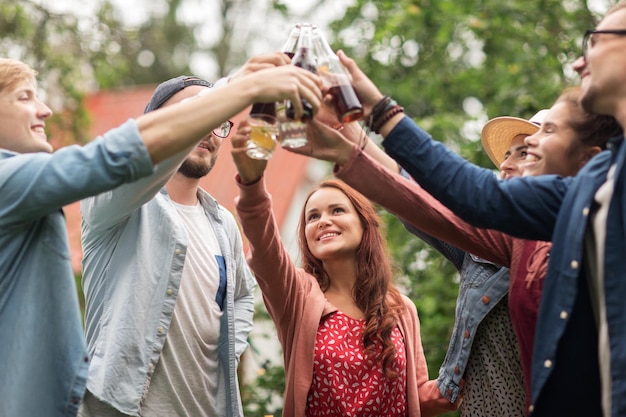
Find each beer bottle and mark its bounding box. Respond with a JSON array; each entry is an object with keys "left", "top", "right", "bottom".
[
  {"left": 281, "top": 23, "right": 301, "bottom": 58},
  {"left": 285, "top": 23, "right": 316, "bottom": 122},
  {"left": 312, "top": 26, "right": 363, "bottom": 123},
  {"left": 250, "top": 23, "right": 302, "bottom": 117}
]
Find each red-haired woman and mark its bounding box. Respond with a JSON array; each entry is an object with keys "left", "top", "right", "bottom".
[{"left": 231, "top": 123, "right": 458, "bottom": 417}]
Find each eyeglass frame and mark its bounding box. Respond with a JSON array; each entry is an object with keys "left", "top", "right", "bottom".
[
  {"left": 212, "top": 120, "right": 234, "bottom": 138},
  {"left": 582, "top": 29, "right": 626, "bottom": 58}
]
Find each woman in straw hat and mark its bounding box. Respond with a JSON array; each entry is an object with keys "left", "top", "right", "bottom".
[
  {"left": 482, "top": 109, "right": 548, "bottom": 179},
  {"left": 287, "top": 84, "right": 620, "bottom": 416}
]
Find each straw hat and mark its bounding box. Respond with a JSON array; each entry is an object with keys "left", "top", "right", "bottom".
[{"left": 481, "top": 110, "right": 549, "bottom": 168}]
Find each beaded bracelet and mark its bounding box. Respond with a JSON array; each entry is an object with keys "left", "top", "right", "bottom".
[
  {"left": 372, "top": 105, "right": 405, "bottom": 134},
  {"left": 367, "top": 96, "right": 404, "bottom": 134}
]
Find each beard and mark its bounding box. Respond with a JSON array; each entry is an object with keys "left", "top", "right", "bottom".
[{"left": 177, "top": 154, "right": 217, "bottom": 179}]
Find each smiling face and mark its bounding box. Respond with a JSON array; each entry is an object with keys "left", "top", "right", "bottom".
[
  {"left": 0, "top": 74, "right": 53, "bottom": 154},
  {"left": 499, "top": 134, "right": 528, "bottom": 179},
  {"left": 303, "top": 186, "right": 364, "bottom": 262},
  {"left": 523, "top": 101, "right": 589, "bottom": 178}
]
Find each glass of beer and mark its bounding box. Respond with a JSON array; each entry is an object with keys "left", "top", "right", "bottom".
[{"left": 245, "top": 114, "right": 280, "bottom": 160}]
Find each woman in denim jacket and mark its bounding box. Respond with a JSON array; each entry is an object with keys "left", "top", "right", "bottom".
[{"left": 395, "top": 111, "right": 545, "bottom": 414}]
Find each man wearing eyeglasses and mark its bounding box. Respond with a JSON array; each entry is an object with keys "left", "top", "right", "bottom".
[
  {"left": 79, "top": 75, "right": 256, "bottom": 417},
  {"left": 368, "top": 2, "right": 626, "bottom": 417}
]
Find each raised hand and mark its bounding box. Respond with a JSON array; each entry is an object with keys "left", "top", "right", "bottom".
[
  {"left": 229, "top": 52, "right": 292, "bottom": 81},
  {"left": 284, "top": 119, "right": 355, "bottom": 166},
  {"left": 233, "top": 65, "right": 323, "bottom": 121},
  {"left": 337, "top": 50, "right": 385, "bottom": 117}
]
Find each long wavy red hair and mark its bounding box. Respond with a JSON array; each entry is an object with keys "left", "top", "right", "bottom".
[{"left": 298, "top": 179, "right": 405, "bottom": 377}]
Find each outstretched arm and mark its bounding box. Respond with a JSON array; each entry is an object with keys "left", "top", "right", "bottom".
[
  {"left": 138, "top": 63, "right": 322, "bottom": 165},
  {"left": 335, "top": 50, "right": 566, "bottom": 240}
]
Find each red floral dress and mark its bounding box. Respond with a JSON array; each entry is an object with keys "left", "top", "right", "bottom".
[{"left": 305, "top": 310, "right": 407, "bottom": 416}]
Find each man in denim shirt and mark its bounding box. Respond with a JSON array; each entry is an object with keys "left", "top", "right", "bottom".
[
  {"left": 0, "top": 57, "right": 322, "bottom": 417},
  {"left": 80, "top": 76, "right": 254, "bottom": 417},
  {"left": 374, "top": 5, "right": 626, "bottom": 414}
]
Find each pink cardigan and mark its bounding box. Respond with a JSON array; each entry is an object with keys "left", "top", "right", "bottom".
[
  {"left": 235, "top": 176, "right": 457, "bottom": 417},
  {"left": 334, "top": 146, "right": 550, "bottom": 405}
]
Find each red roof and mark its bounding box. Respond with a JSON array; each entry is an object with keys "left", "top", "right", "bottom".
[{"left": 63, "top": 86, "right": 319, "bottom": 273}]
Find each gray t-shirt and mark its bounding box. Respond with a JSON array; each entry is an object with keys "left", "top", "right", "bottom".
[{"left": 141, "top": 201, "right": 224, "bottom": 417}]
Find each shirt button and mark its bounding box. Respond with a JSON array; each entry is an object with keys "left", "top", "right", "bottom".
[
  {"left": 149, "top": 362, "right": 154, "bottom": 370},
  {"left": 175, "top": 248, "right": 182, "bottom": 256},
  {"left": 454, "top": 365, "right": 460, "bottom": 374},
  {"left": 72, "top": 397, "right": 79, "bottom": 404},
  {"left": 166, "top": 288, "right": 173, "bottom": 296},
  {"left": 571, "top": 260, "right": 579, "bottom": 270},
  {"left": 560, "top": 311, "right": 568, "bottom": 319},
  {"left": 544, "top": 359, "right": 553, "bottom": 368},
  {"left": 84, "top": 356, "right": 89, "bottom": 362},
  {"left": 481, "top": 296, "right": 490, "bottom": 304},
  {"left": 529, "top": 405, "right": 535, "bottom": 413},
  {"left": 582, "top": 207, "right": 590, "bottom": 216},
  {"left": 464, "top": 330, "right": 470, "bottom": 339},
  {"left": 157, "top": 326, "right": 164, "bottom": 334}
]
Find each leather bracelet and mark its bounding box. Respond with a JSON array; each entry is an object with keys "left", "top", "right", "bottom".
[
  {"left": 372, "top": 105, "right": 404, "bottom": 134},
  {"left": 367, "top": 96, "right": 391, "bottom": 131},
  {"left": 368, "top": 96, "right": 404, "bottom": 134}
]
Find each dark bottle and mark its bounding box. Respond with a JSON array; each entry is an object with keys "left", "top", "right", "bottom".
[
  {"left": 312, "top": 26, "right": 363, "bottom": 123},
  {"left": 249, "top": 101, "right": 276, "bottom": 118},
  {"left": 286, "top": 23, "right": 317, "bottom": 121},
  {"left": 250, "top": 24, "right": 302, "bottom": 117}
]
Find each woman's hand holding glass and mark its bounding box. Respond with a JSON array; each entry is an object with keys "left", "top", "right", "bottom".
[{"left": 231, "top": 119, "right": 268, "bottom": 185}]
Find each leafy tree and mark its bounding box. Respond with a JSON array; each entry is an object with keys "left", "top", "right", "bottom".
[{"left": 1, "top": 1, "right": 615, "bottom": 415}]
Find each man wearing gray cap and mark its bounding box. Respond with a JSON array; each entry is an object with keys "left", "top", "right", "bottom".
[{"left": 78, "top": 71, "right": 269, "bottom": 416}]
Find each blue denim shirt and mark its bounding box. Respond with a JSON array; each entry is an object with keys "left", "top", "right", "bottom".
[
  {"left": 383, "top": 116, "right": 626, "bottom": 416},
  {"left": 0, "top": 121, "right": 153, "bottom": 417},
  {"left": 398, "top": 170, "right": 511, "bottom": 403},
  {"left": 81, "top": 147, "right": 256, "bottom": 417}
]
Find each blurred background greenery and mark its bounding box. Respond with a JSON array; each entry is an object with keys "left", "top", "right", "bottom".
[{"left": 3, "top": 0, "right": 614, "bottom": 415}]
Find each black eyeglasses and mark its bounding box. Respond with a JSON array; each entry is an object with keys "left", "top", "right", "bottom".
[
  {"left": 212, "top": 120, "right": 234, "bottom": 138},
  {"left": 582, "top": 29, "right": 626, "bottom": 58}
]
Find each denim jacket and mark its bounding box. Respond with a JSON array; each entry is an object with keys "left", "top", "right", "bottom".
[
  {"left": 0, "top": 121, "right": 153, "bottom": 417},
  {"left": 81, "top": 145, "right": 255, "bottom": 417},
  {"left": 398, "top": 170, "right": 511, "bottom": 403},
  {"left": 383, "top": 116, "right": 626, "bottom": 416}
]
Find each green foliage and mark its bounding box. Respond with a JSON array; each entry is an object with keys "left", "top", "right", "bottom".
[
  {"left": 4, "top": 1, "right": 616, "bottom": 415},
  {"left": 241, "top": 358, "right": 286, "bottom": 417}
]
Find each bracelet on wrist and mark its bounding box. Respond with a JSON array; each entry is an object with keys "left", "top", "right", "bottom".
[
  {"left": 372, "top": 105, "right": 404, "bottom": 134},
  {"left": 366, "top": 96, "right": 391, "bottom": 131}
]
